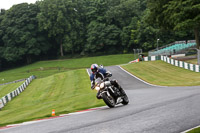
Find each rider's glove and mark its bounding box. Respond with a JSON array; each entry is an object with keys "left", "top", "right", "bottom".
[{"left": 106, "top": 72, "right": 112, "bottom": 77}]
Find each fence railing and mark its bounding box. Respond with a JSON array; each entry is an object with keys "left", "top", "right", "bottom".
[
  {"left": 0, "top": 75, "right": 36, "bottom": 110},
  {"left": 141, "top": 55, "right": 200, "bottom": 73},
  {"left": 0, "top": 79, "right": 26, "bottom": 86},
  {"left": 149, "top": 40, "right": 196, "bottom": 56}
]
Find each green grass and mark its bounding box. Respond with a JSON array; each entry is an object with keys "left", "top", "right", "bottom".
[
  {"left": 0, "top": 81, "right": 23, "bottom": 98},
  {"left": 187, "top": 127, "right": 200, "bottom": 133},
  {"left": 0, "top": 54, "right": 136, "bottom": 126},
  {"left": 0, "top": 54, "right": 135, "bottom": 84},
  {"left": 122, "top": 60, "right": 200, "bottom": 86},
  {"left": 0, "top": 69, "right": 104, "bottom": 127},
  {"left": 185, "top": 59, "right": 197, "bottom": 64},
  {"left": 3, "top": 54, "right": 200, "bottom": 127}
]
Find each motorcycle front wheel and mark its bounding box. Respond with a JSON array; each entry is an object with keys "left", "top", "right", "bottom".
[
  {"left": 102, "top": 92, "right": 115, "bottom": 108},
  {"left": 121, "top": 89, "right": 129, "bottom": 105}
]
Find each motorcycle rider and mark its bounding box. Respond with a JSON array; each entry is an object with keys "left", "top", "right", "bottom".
[{"left": 90, "top": 64, "right": 123, "bottom": 99}]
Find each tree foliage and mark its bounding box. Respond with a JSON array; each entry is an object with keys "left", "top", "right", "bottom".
[
  {"left": 0, "top": 3, "right": 50, "bottom": 64},
  {"left": 0, "top": 0, "right": 197, "bottom": 70},
  {"left": 148, "top": 0, "right": 200, "bottom": 48}
]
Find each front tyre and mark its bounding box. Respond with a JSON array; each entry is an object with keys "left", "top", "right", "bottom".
[
  {"left": 121, "top": 89, "right": 129, "bottom": 105},
  {"left": 102, "top": 92, "right": 115, "bottom": 108}
]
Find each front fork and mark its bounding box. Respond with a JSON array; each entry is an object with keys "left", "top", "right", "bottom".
[
  {"left": 98, "top": 86, "right": 120, "bottom": 100},
  {"left": 98, "top": 87, "right": 115, "bottom": 99}
]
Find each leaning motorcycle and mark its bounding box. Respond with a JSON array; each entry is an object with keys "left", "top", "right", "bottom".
[{"left": 94, "top": 78, "right": 129, "bottom": 108}]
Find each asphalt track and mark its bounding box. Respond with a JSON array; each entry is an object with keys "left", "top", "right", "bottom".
[{"left": 1, "top": 65, "right": 200, "bottom": 133}]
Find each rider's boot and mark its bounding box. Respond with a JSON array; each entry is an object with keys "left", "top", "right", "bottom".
[{"left": 111, "top": 80, "right": 125, "bottom": 96}]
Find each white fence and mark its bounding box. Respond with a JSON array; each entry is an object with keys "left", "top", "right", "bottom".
[
  {"left": 0, "top": 75, "right": 36, "bottom": 110},
  {"left": 142, "top": 55, "right": 200, "bottom": 72},
  {"left": 160, "top": 56, "right": 200, "bottom": 72}
]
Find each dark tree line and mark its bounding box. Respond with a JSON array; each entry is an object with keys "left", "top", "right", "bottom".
[
  {"left": 0, "top": 0, "right": 198, "bottom": 70},
  {"left": 148, "top": 0, "right": 200, "bottom": 48}
]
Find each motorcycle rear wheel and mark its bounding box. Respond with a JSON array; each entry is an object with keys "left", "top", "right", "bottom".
[{"left": 102, "top": 93, "right": 115, "bottom": 108}]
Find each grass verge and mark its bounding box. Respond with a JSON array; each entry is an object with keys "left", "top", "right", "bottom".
[
  {"left": 122, "top": 60, "right": 200, "bottom": 86},
  {"left": 0, "top": 81, "right": 23, "bottom": 98},
  {"left": 187, "top": 127, "right": 200, "bottom": 133},
  {"left": 0, "top": 54, "right": 135, "bottom": 84},
  {"left": 0, "top": 69, "right": 104, "bottom": 127},
  {"left": 1, "top": 58, "right": 200, "bottom": 127},
  {"left": 185, "top": 59, "right": 197, "bottom": 64}
]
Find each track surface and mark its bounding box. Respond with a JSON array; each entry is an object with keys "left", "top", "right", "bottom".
[{"left": 1, "top": 66, "right": 200, "bottom": 133}]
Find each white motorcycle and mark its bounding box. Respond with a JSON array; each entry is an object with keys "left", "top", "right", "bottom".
[{"left": 94, "top": 78, "right": 129, "bottom": 108}]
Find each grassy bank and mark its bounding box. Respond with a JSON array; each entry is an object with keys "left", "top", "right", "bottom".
[
  {"left": 185, "top": 59, "right": 197, "bottom": 64},
  {"left": 0, "top": 54, "right": 135, "bottom": 84},
  {"left": 2, "top": 55, "right": 200, "bottom": 127},
  {"left": 0, "top": 69, "right": 104, "bottom": 127},
  {"left": 0, "top": 54, "right": 134, "bottom": 126},
  {"left": 0, "top": 81, "right": 23, "bottom": 98},
  {"left": 122, "top": 60, "right": 200, "bottom": 86},
  {"left": 187, "top": 127, "right": 200, "bottom": 133}
]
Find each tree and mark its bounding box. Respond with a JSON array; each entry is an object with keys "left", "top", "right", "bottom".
[
  {"left": 85, "top": 20, "right": 120, "bottom": 54},
  {"left": 0, "top": 9, "right": 6, "bottom": 70},
  {"left": 148, "top": 0, "right": 200, "bottom": 48},
  {"left": 106, "top": 0, "right": 145, "bottom": 28},
  {"left": 62, "top": 0, "right": 86, "bottom": 55},
  {"left": 85, "top": 21, "right": 107, "bottom": 53},
  {"left": 37, "top": 0, "right": 78, "bottom": 56},
  {"left": 105, "top": 0, "right": 148, "bottom": 51},
  {"left": 0, "top": 3, "right": 50, "bottom": 63}
]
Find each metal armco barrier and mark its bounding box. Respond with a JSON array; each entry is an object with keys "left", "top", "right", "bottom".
[{"left": 0, "top": 75, "right": 36, "bottom": 110}]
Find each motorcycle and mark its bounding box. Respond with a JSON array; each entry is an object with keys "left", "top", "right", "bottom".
[{"left": 93, "top": 77, "right": 129, "bottom": 108}]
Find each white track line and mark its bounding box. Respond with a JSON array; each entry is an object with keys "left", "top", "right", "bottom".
[
  {"left": 117, "top": 65, "right": 167, "bottom": 87},
  {"left": 119, "top": 64, "right": 200, "bottom": 132},
  {"left": 60, "top": 106, "right": 106, "bottom": 117},
  {"left": 86, "top": 69, "right": 90, "bottom": 76},
  {"left": 87, "top": 65, "right": 166, "bottom": 87},
  {"left": 1, "top": 106, "right": 106, "bottom": 130},
  {"left": 181, "top": 125, "right": 200, "bottom": 133}
]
